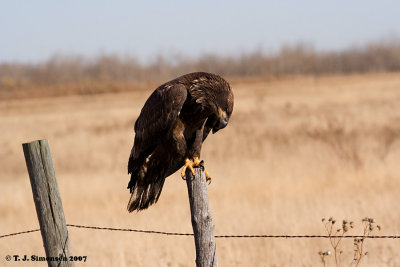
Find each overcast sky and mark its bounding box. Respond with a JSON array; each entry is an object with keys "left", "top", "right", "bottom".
[{"left": 1, "top": 0, "right": 399, "bottom": 63}]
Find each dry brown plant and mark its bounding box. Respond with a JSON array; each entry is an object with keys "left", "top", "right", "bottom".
[
  {"left": 1, "top": 73, "right": 400, "bottom": 266},
  {"left": 319, "top": 217, "right": 381, "bottom": 267}
]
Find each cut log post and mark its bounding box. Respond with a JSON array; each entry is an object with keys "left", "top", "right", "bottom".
[
  {"left": 185, "top": 165, "right": 218, "bottom": 267},
  {"left": 22, "top": 140, "right": 74, "bottom": 267}
]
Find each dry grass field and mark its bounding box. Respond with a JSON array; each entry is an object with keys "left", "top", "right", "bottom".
[{"left": 1, "top": 73, "right": 400, "bottom": 266}]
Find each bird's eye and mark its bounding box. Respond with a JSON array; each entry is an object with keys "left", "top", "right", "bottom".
[{"left": 224, "top": 105, "right": 229, "bottom": 114}]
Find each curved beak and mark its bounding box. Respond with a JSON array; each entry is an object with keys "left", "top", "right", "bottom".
[{"left": 212, "top": 109, "right": 228, "bottom": 133}]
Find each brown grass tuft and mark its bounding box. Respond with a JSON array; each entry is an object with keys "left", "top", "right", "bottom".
[{"left": 1, "top": 73, "right": 400, "bottom": 266}]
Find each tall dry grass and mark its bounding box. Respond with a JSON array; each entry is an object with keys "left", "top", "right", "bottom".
[{"left": 1, "top": 73, "right": 400, "bottom": 266}]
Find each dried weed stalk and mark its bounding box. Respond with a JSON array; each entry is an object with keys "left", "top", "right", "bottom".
[{"left": 318, "top": 217, "right": 381, "bottom": 267}]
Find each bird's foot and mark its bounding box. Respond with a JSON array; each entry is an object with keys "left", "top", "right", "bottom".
[
  {"left": 181, "top": 157, "right": 199, "bottom": 180},
  {"left": 199, "top": 160, "right": 212, "bottom": 184},
  {"left": 181, "top": 157, "right": 212, "bottom": 184}
]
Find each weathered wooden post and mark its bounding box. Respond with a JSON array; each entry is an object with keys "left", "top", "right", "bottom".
[
  {"left": 185, "top": 165, "right": 218, "bottom": 267},
  {"left": 22, "top": 139, "right": 74, "bottom": 267}
]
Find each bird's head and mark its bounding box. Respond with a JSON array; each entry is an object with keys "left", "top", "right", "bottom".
[
  {"left": 211, "top": 86, "right": 234, "bottom": 134},
  {"left": 189, "top": 73, "right": 234, "bottom": 133}
]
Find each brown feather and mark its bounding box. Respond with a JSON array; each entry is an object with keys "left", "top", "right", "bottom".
[{"left": 127, "top": 72, "right": 233, "bottom": 211}]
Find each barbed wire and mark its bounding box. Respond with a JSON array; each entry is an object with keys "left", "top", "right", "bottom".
[
  {"left": 1, "top": 224, "right": 399, "bottom": 239},
  {"left": 0, "top": 229, "right": 40, "bottom": 239}
]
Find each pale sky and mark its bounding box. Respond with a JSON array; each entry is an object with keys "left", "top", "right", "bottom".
[{"left": 1, "top": 0, "right": 399, "bottom": 63}]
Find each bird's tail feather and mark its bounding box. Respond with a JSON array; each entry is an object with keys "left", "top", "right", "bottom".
[{"left": 127, "top": 177, "right": 166, "bottom": 212}]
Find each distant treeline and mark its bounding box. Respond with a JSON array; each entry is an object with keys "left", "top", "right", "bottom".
[{"left": 1, "top": 38, "right": 400, "bottom": 98}]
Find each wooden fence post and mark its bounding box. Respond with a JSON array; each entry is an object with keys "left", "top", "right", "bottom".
[
  {"left": 185, "top": 166, "right": 218, "bottom": 267},
  {"left": 22, "top": 139, "right": 74, "bottom": 267}
]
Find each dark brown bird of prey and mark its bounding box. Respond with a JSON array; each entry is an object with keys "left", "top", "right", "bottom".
[{"left": 127, "top": 72, "right": 234, "bottom": 212}]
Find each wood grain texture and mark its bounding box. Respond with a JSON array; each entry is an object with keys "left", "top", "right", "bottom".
[
  {"left": 23, "top": 140, "right": 74, "bottom": 267},
  {"left": 185, "top": 166, "right": 218, "bottom": 267}
]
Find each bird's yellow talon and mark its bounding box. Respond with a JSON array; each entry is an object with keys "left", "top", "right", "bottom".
[
  {"left": 193, "top": 156, "right": 201, "bottom": 166},
  {"left": 205, "top": 169, "right": 211, "bottom": 179},
  {"left": 181, "top": 158, "right": 196, "bottom": 179},
  {"left": 205, "top": 168, "right": 212, "bottom": 184},
  {"left": 181, "top": 157, "right": 213, "bottom": 184}
]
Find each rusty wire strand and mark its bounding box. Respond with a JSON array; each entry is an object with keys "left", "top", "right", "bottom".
[{"left": 1, "top": 224, "right": 399, "bottom": 239}]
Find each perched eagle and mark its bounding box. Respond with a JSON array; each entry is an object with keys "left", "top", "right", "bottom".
[{"left": 127, "top": 72, "right": 234, "bottom": 212}]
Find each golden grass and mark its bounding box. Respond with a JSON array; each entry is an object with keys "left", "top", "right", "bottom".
[{"left": 1, "top": 73, "right": 400, "bottom": 266}]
